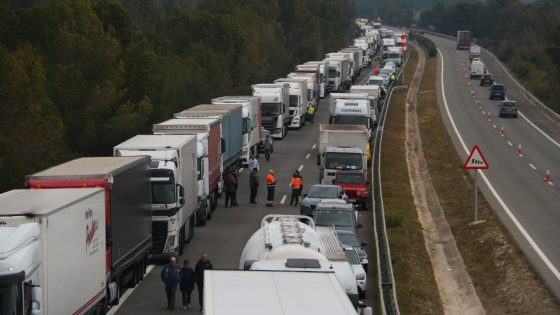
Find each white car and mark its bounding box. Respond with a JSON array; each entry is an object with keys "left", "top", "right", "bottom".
[
  {"left": 379, "top": 67, "right": 394, "bottom": 79},
  {"left": 368, "top": 75, "right": 388, "bottom": 87},
  {"left": 383, "top": 61, "right": 397, "bottom": 72},
  {"left": 344, "top": 246, "right": 367, "bottom": 298}
]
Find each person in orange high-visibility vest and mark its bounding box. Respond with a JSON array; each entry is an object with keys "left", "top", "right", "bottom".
[
  {"left": 265, "top": 170, "right": 276, "bottom": 207},
  {"left": 289, "top": 171, "right": 303, "bottom": 206},
  {"left": 373, "top": 65, "right": 379, "bottom": 75}
]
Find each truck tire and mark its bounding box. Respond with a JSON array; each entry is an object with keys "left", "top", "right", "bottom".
[
  {"left": 198, "top": 212, "right": 207, "bottom": 226},
  {"left": 206, "top": 199, "right": 212, "bottom": 220},
  {"left": 210, "top": 192, "right": 217, "bottom": 212}
]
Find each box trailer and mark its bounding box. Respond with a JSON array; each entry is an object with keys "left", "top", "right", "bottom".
[{"left": 457, "top": 30, "right": 471, "bottom": 50}]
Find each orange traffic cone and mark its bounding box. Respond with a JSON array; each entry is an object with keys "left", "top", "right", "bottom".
[
  {"left": 487, "top": 112, "right": 491, "bottom": 121},
  {"left": 545, "top": 169, "right": 551, "bottom": 183},
  {"left": 499, "top": 126, "right": 505, "bottom": 136},
  {"left": 517, "top": 144, "right": 523, "bottom": 156}
]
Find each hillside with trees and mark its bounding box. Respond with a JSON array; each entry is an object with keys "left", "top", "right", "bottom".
[{"left": 0, "top": 0, "right": 355, "bottom": 192}]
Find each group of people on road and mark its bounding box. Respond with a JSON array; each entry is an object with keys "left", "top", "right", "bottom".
[{"left": 161, "top": 253, "right": 213, "bottom": 312}]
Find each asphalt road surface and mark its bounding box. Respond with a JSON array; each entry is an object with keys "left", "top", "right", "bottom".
[
  {"left": 113, "top": 69, "right": 377, "bottom": 314},
  {"left": 427, "top": 34, "right": 560, "bottom": 298}
]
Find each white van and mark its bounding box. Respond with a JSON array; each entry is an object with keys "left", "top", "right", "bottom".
[{"left": 470, "top": 59, "right": 485, "bottom": 79}]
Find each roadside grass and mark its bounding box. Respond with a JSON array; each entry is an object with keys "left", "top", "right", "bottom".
[
  {"left": 416, "top": 47, "right": 560, "bottom": 313},
  {"left": 381, "top": 47, "right": 444, "bottom": 314}
]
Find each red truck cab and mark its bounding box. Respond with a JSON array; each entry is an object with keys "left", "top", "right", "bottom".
[{"left": 333, "top": 171, "right": 369, "bottom": 210}]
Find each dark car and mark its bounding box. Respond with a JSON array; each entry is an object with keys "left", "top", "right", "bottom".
[
  {"left": 336, "top": 230, "right": 368, "bottom": 272},
  {"left": 489, "top": 84, "right": 505, "bottom": 100},
  {"left": 313, "top": 201, "right": 361, "bottom": 233},
  {"left": 300, "top": 185, "right": 347, "bottom": 216},
  {"left": 480, "top": 73, "right": 494, "bottom": 86},
  {"left": 499, "top": 100, "right": 518, "bottom": 118}
]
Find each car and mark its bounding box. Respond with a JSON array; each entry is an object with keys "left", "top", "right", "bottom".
[
  {"left": 336, "top": 230, "right": 368, "bottom": 272},
  {"left": 383, "top": 61, "right": 397, "bottom": 72},
  {"left": 313, "top": 200, "right": 361, "bottom": 233},
  {"left": 300, "top": 184, "right": 347, "bottom": 216},
  {"left": 379, "top": 67, "right": 393, "bottom": 79},
  {"left": 480, "top": 73, "right": 494, "bottom": 86},
  {"left": 499, "top": 100, "right": 518, "bottom": 118},
  {"left": 489, "top": 84, "right": 505, "bottom": 100},
  {"left": 344, "top": 246, "right": 367, "bottom": 299},
  {"left": 333, "top": 171, "right": 368, "bottom": 210},
  {"left": 368, "top": 75, "right": 388, "bottom": 87}
]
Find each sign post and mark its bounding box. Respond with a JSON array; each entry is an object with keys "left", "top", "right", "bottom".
[{"left": 463, "top": 145, "right": 489, "bottom": 224}]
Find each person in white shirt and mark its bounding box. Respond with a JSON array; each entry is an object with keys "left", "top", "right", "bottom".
[{"left": 248, "top": 154, "right": 259, "bottom": 171}]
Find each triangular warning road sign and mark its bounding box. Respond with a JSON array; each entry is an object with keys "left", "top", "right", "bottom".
[{"left": 464, "top": 145, "right": 489, "bottom": 170}]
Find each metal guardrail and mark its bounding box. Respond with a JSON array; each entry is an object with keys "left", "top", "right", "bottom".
[
  {"left": 371, "top": 49, "right": 412, "bottom": 315},
  {"left": 424, "top": 30, "right": 560, "bottom": 126}
]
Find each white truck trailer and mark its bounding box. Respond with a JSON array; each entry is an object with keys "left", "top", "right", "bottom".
[
  {"left": 287, "top": 72, "right": 319, "bottom": 110},
  {"left": 114, "top": 134, "right": 198, "bottom": 256},
  {"left": 349, "top": 85, "right": 381, "bottom": 120},
  {"left": 0, "top": 188, "right": 107, "bottom": 315},
  {"left": 252, "top": 83, "right": 290, "bottom": 139},
  {"left": 211, "top": 96, "right": 261, "bottom": 165},
  {"left": 329, "top": 93, "right": 374, "bottom": 140},
  {"left": 204, "top": 270, "right": 372, "bottom": 315},
  {"left": 274, "top": 78, "right": 307, "bottom": 129},
  {"left": 318, "top": 124, "right": 369, "bottom": 184},
  {"left": 240, "top": 215, "right": 359, "bottom": 307},
  {"left": 326, "top": 52, "right": 353, "bottom": 90},
  {"left": 301, "top": 61, "right": 328, "bottom": 98}
]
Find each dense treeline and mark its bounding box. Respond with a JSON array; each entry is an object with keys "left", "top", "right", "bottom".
[
  {"left": 419, "top": 0, "right": 560, "bottom": 112},
  {"left": 0, "top": 0, "right": 355, "bottom": 192},
  {"left": 355, "top": 0, "right": 461, "bottom": 26}
]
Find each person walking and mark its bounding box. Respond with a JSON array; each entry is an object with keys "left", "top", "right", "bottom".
[
  {"left": 265, "top": 170, "right": 276, "bottom": 207},
  {"left": 248, "top": 154, "right": 259, "bottom": 171},
  {"left": 390, "top": 72, "right": 396, "bottom": 82},
  {"left": 180, "top": 260, "right": 195, "bottom": 310},
  {"left": 249, "top": 168, "right": 259, "bottom": 206},
  {"left": 307, "top": 105, "right": 315, "bottom": 124},
  {"left": 161, "top": 257, "right": 182, "bottom": 311},
  {"left": 231, "top": 168, "right": 239, "bottom": 207},
  {"left": 195, "top": 253, "right": 213, "bottom": 312},
  {"left": 289, "top": 171, "right": 303, "bottom": 207},
  {"left": 264, "top": 135, "right": 273, "bottom": 161},
  {"left": 223, "top": 171, "right": 236, "bottom": 208}
]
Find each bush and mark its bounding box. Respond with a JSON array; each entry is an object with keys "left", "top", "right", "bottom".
[{"left": 409, "top": 33, "right": 437, "bottom": 57}]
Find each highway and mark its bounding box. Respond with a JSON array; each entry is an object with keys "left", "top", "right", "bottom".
[
  {"left": 427, "top": 34, "right": 560, "bottom": 297},
  {"left": 113, "top": 69, "right": 377, "bottom": 314}
]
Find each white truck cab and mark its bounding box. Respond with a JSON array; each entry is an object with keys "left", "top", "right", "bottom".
[
  {"left": 274, "top": 78, "right": 307, "bottom": 129},
  {"left": 252, "top": 83, "right": 290, "bottom": 139}
]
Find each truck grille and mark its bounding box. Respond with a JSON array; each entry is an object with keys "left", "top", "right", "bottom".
[
  {"left": 262, "top": 119, "right": 276, "bottom": 131},
  {"left": 151, "top": 221, "right": 168, "bottom": 253}
]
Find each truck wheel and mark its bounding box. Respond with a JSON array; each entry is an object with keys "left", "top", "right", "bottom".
[
  {"left": 198, "top": 212, "right": 207, "bottom": 226},
  {"left": 206, "top": 199, "right": 212, "bottom": 220},
  {"left": 210, "top": 192, "right": 217, "bottom": 212}
]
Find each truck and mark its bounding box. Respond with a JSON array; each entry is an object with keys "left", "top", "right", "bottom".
[
  {"left": 287, "top": 71, "right": 319, "bottom": 110},
  {"left": 239, "top": 215, "right": 360, "bottom": 307},
  {"left": 302, "top": 60, "right": 329, "bottom": 98},
  {"left": 326, "top": 58, "right": 343, "bottom": 93},
  {"left": 175, "top": 104, "right": 243, "bottom": 170},
  {"left": 211, "top": 96, "right": 261, "bottom": 165},
  {"left": 326, "top": 52, "right": 353, "bottom": 90},
  {"left": 274, "top": 78, "right": 307, "bottom": 129},
  {"left": 457, "top": 30, "right": 471, "bottom": 50},
  {"left": 329, "top": 93, "right": 374, "bottom": 140},
  {"left": 26, "top": 156, "right": 152, "bottom": 306},
  {"left": 318, "top": 125, "right": 369, "bottom": 185},
  {"left": 350, "top": 85, "right": 381, "bottom": 115},
  {"left": 340, "top": 47, "right": 364, "bottom": 80},
  {"left": 0, "top": 188, "right": 107, "bottom": 314},
  {"left": 252, "top": 83, "right": 291, "bottom": 139},
  {"left": 204, "top": 270, "right": 371, "bottom": 315},
  {"left": 114, "top": 135, "right": 197, "bottom": 256},
  {"left": 469, "top": 45, "right": 481, "bottom": 60},
  {"left": 353, "top": 38, "right": 371, "bottom": 66}
]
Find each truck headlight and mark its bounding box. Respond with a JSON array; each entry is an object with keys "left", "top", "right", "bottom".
[{"left": 356, "top": 273, "right": 366, "bottom": 280}]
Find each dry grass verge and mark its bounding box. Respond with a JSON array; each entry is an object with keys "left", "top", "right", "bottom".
[
  {"left": 417, "top": 47, "right": 560, "bottom": 314},
  {"left": 381, "top": 47, "right": 444, "bottom": 314}
]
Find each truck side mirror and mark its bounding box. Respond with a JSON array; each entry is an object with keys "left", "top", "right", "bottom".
[
  {"left": 178, "top": 184, "right": 185, "bottom": 197},
  {"left": 221, "top": 138, "right": 226, "bottom": 154},
  {"left": 357, "top": 223, "right": 363, "bottom": 228},
  {"left": 317, "top": 153, "right": 321, "bottom": 166}
]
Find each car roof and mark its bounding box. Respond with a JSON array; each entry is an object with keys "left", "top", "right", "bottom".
[
  {"left": 315, "top": 202, "right": 354, "bottom": 210},
  {"left": 311, "top": 184, "right": 339, "bottom": 189}
]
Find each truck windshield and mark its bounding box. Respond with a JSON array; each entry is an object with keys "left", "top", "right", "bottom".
[
  {"left": 151, "top": 169, "right": 176, "bottom": 204},
  {"left": 261, "top": 103, "right": 282, "bottom": 115},
  {"left": 314, "top": 210, "right": 354, "bottom": 227},
  {"left": 289, "top": 95, "right": 298, "bottom": 107},
  {"left": 0, "top": 274, "right": 23, "bottom": 315},
  {"left": 328, "top": 68, "right": 338, "bottom": 78},
  {"left": 332, "top": 116, "right": 369, "bottom": 127},
  {"left": 325, "top": 152, "right": 363, "bottom": 170},
  {"left": 337, "top": 174, "right": 363, "bottom": 183}
]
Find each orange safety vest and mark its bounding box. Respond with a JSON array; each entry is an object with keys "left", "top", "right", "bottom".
[
  {"left": 290, "top": 177, "right": 302, "bottom": 189},
  {"left": 266, "top": 174, "right": 276, "bottom": 186}
]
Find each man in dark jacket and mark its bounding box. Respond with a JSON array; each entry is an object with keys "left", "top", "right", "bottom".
[
  {"left": 249, "top": 168, "right": 259, "bottom": 206},
  {"left": 180, "top": 260, "right": 195, "bottom": 310},
  {"left": 223, "top": 171, "right": 236, "bottom": 207},
  {"left": 195, "top": 252, "right": 214, "bottom": 312},
  {"left": 161, "top": 257, "right": 182, "bottom": 310}
]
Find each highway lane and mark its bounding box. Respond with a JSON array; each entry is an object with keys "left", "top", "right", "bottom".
[
  {"left": 427, "top": 34, "right": 560, "bottom": 297},
  {"left": 114, "top": 68, "right": 377, "bottom": 314}
]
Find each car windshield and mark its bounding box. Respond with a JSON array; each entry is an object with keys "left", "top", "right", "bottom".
[
  {"left": 503, "top": 102, "right": 516, "bottom": 108},
  {"left": 369, "top": 79, "right": 384, "bottom": 86},
  {"left": 337, "top": 174, "right": 363, "bottom": 183},
  {"left": 262, "top": 103, "right": 281, "bottom": 115},
  {"left": 308, "top": 186, "right": 339, "bottom": 198},
  {"left": 314, "top": 210, "right": 354, "bottom": 227},
  {"left": 492, "top": 85, "right": 504, "bottom": 91},
  {"left": 387, "top": 53, "right": 400, "bottom": 59},
  {"left": 345, "top": 249, "right": 361, "bottom": 264},
  {"left": 338, "top": 233, "right": 361, "bottom": 247},
  {"left": 380, "top": 69, "right": 392, "bottom": 75},
  {"left": 151, "top": 170, "right": 176, "bottom": 204},
  {"left": 328, "top": 68, "right": 338, "bottom": 78},
  {"left": 325, "top": 152, "right": 363, "bottom": 170}
]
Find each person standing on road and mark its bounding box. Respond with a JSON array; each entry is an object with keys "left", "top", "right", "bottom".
[
  {"left": 223, "top": 171, "right": 236, "bottom": 208},
  {"left": 289, "top": 171, "right": 303, "bottom": 207},
  {"left": 231, "top": 168, "right": 239, "bottom": 207},
  {"left": 195, "top": 253, "right": 213, "bottom": 312},
  {"left": 161, "top": 257, "right": 182, "bottom": 311},
  {"left": 249, "top": 168, "right": 259, "bottom": 206},
  {"left": 248, "top": 154, "right": 259, "bottom": 171},
  {"left": 265, "top": 170, "right": 276, "bottom": 207},
  {"left": 307, "top": 105, "right": 315, "bottom": 124},
  {"left": 180, "top": 260, "right": 195, "bottom": 310},
  {"left": 264, "top": 135, "right": 273, "bottom": 161}
]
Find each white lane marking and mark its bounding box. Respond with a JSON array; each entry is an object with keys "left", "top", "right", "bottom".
[
  {"left": 492, "top": 124, "right": 497, "bottom": 129},
  {"left": 507, "top": 141, "right": 513, "bottom": 146},
  {"left": 312, "top": 144, "right": 317, "bottom": 149},
  {"left": 482, "top": 110, "right": 486, "bottom": 114},
  {"left": 438, "top": 49, "right": 560, "bottom": 282},
  {"left": 239, "top": 168, "right": 244, "bottom": 173},
  {"left": 306, "top": 153, "right": 311, "bottom": 159},
  {"left": 529, "top": 163, "right": 537, "bottom": 170},
  {"left": 107, "top": 264, "right": 156, "bottom": 315},
  {"left": 280, "top": 195, "right": 287, "bottom": 204},
  {"left": 298, "top": 164, "right": 304, "bottom": 172},
  {"left": 519, "top": 111, "right": 560, "bottom": 149}
]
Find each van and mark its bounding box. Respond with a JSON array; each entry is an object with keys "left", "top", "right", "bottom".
[{"left": 470, "top": 59, "right": 485, "bottom": 79}]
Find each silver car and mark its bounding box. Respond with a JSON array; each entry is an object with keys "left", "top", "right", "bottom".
[
  {"left": 499, "top": 100, "right": 518, "bottom": 118},
  {"left": 300, "top": 184, "right": 347, "bottom": 216}
]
